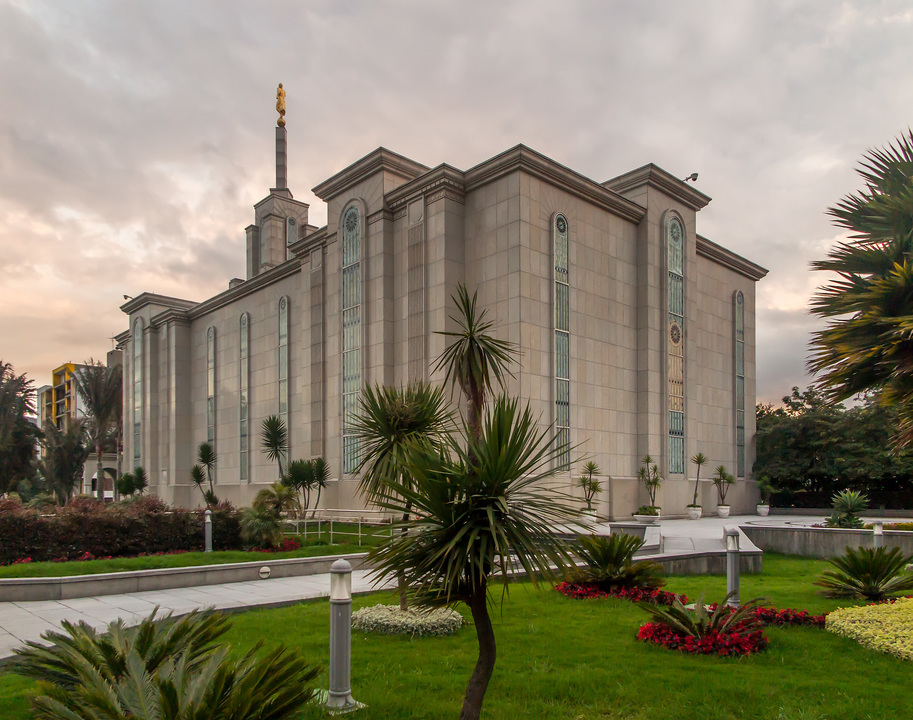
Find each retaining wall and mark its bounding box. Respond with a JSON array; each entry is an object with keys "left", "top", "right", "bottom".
[{"left": 741, "top": 525, "right": 913, "bottom": 559}]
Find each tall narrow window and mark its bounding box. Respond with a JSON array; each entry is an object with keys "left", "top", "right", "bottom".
[
  {"left": 207, "top": 326, "right": 216, "bottom": 452},
  {"left": 286, "top": 217, "right": 297, "bottom": 262},
  {"left": 278, "top": 296, "right": 289, "bottom": 453},
  {"left": 667, "top": 217, "right": 685, "bottom": 474},
  {"left": 341, "top": 206, "right": 361, "bottom": 474},
  {"left": 259, "top": 219, "right": 268, "bottom": 268},
  {"left": 554, "top": 214, "right": 570, "bottom": 471},
  {"left": 239, "top": 313, "right": 250, "bottom": 482},
  {"left": 132, "top": 319, "right": 143, "bottom": 468},
  {"left": 734, "top": 291, "right": 746, "bottom": 477}
]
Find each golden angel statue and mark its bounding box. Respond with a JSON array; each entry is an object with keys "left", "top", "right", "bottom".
[{"left": 276, "top": 83, "right": 286, "bottom": 127}]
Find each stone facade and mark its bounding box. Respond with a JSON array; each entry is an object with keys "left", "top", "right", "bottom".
[{"left": 119, "top": 140, "right": 767, "bottom": 517}]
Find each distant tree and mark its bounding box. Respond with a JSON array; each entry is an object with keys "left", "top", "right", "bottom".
[
  {"left": 809, "top": 130, "right": 913, "bottom": 446},
  {"left": 38, "top": 419, "right": 90, "bottom": 504},
  {"left": 73, "top": 360, "right": 122, "bottom": 501},
  {"left": 0, "top": 360, "right": 41, "bottom": 494}
]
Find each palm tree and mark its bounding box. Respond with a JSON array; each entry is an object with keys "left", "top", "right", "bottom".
[
  {"left": 38, "top": 419, "right": 90, "bottom": 504},
  {"left": 283, "top": 458, "right": 314, "bottom": 513},
  {"left": 310, "top": 457, "right": 330, "bottom": 514},
  {"left": 367, "top": 395, "right": 581, "bottom": 720},
  {"left": 0, "top": 360, "right": 41, "bottom": 495},
  {"left": 433, "top": 284, "right": 518, "bottom": 440},
  {"left": 261, "top": 415, "right": 288, "bottom": 480},
  {"left": 253, "top": 482, "right": 300, "bottom": 516},
  {"left": 690, "top": 452, "right": 707, "bottom": 507},
  {"left": 352, "top": 383, "right": 452, "bottom": 609},
  {"left": 73, "top": 360, "right": 122, "bottom": 501},
  {"left": 809, "top": 130, "right": 913, "bottom": 446}
]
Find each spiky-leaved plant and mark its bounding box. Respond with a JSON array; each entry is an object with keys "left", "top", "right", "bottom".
[
  {"left": 568, "top": 533, "right": 664, "bottom": 592},
  {"left": 815, "top": 546, "right": 913, "bottom": 601},
  {"left": 689, "top": 452, "right": 707, "bottom": 507},
  {"left": 639, "top": 591, "right": 765, "bottom": 639},
  {"left": 824, "top": 489, "right": 868, "bottom": 528}
]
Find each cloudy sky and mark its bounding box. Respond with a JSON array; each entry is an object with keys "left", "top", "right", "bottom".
[{"left": 2, "top": 0, "right": 912, "bottom": 403}]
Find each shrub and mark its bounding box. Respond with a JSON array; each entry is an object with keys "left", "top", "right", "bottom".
[
  {"left": 826, "top": 597, "right": 913, "bottom": 660},
  {"left": 9, "top": 608, "right": 319, "bottom": 720},
  {"left": 567, "top": 533, "right": 664, "bottom": 592},
  {"left": 352, "top": 604, "right": 463, "bottom": 637},
  {"left": 633, "top": 505, "right": 659, "bottom": 516},
  {"left": 824, "top": 489, "right": 868, "bottom": 528},
  {"left": 0, "top": 498, "right": 243, "bottom": 564},
  {"left": 815, "top": 546, "right": 913, "bottom": 601}
]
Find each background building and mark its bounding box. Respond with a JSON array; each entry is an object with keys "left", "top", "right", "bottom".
[{"left": 119, "top": 111, "right": 767, "bottom": 516}]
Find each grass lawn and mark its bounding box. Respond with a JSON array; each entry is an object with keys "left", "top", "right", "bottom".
[
  {"left": 1, "top": 554, "right": 910, "bottom": 719},
  {"left": 0, "top": 526, "right": 387, "bottom": 579}
]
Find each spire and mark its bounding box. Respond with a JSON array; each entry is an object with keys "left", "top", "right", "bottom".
[{"left": 274, "top": 83, "right": 289, "bottom": 194}]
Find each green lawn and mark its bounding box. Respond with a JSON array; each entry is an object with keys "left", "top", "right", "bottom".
[
  {"left": 2, "top": 554, "right": 910, "bottom": 719},
  {"left": 0, "top": 527, "right": 387, "bottom": 579}
]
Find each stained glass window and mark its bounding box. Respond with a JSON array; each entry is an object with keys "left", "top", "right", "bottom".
[
  {"left": 240, "top": 313, "right": 249, "bottom": 482},
  {"left": 667, "top": 217, "right": 685, "bottom": 474},
  {"left": 735, "top": 291, "right": 746, "bottom": 477},
  {"left": 133, "top": 319, "right": 142, "bottom": 468},
  {"left": 207, "top": 327, "right": 216, "bottom": 452},
  {"left": 554, "top": 214, "right": 570, "bottom": 471},
  {"left": 342, "top": 206, "right": 361, "bottom": 473}
]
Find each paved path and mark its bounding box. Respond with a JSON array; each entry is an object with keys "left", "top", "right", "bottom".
[
  {"left": 2, "top": 512, "right": 909, "bottom": 661},
  {"left": 0, "top": 569, "right": 393, "bottom": 661}
]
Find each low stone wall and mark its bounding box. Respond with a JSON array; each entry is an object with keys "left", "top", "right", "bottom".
[
  {"left": 741, "top": 525, "right": 913, "bottom": 559},
  {"left": 0, "top": 553, "right": 368, "bottom": 603},
  {"left": 646, "top": 550, "right": 762, "bottom": 575}
]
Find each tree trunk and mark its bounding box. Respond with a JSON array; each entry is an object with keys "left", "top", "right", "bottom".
[
  {"left": 461, "top": 585, "right": 496, "bottom": 720},
  {"left": 95, "top": 445, "right": 104, "bottom": 502},
  {"left": 397, "top": 506, "right": 412, "bottom": 611}
]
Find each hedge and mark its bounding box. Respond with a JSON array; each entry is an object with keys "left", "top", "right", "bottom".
[{"left": 0, "top": 496, "right": 243, "bottom": 565}]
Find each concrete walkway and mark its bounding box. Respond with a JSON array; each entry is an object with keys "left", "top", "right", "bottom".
[{"left": 1, "top": 512, "right": 907, "bottom": 662}]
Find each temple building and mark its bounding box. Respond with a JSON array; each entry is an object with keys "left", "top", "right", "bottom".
[{"left": 118, "top": 90, "right": 767, "bottom": 516}]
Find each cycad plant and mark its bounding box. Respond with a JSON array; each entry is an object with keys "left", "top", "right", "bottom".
[
  {"left": 367, "top": 395, "right": 580, "bottom": 720},
  {"left": 815, "top": 546, "right": 913, "bottom": 601},
  {"left": 808, "top": 130, "right": 913, "bottom": 447},
  {"left": 568, "top": 533, "right": 664, "bottom": 592},
  {"left": 824, "top": 489, "right": 868, "bottom": 528},
  {"left": 9, "top": 609, "right": 318, "bottom": 720}
]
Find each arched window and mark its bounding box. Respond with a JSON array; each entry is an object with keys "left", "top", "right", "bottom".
[
  {"left": 554, "top": 214, "right": 570, "bottom": 471},
  {"left": 132, "top": 319, "right": 143, "bottom": 468},
  {"left": 667, "top": 216, "right": 685, "bottom": 474},
  {"left": 341, "top": 205, "right": 362, "bottom": 473},
  {"left": 278, "top": 296, "right": 290, "bottom": 451},
  {"left": 286, "top": 217, "right": 297, "bottom": 262},
  {"left": 239, "top": 313, "right": 250, "bottom": 482},
  {"left": 734, "top": 291, "right": 745, "bottom": 477}
]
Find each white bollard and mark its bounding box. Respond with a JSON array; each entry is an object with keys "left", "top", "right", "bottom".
[
  {"left": 725, "top": 528, "right": 740, "bottom": 608},
  {"left": 873, "top": 521, "right": 884, "bottom": 549},
  {"left": 204, "top": 509, "right": 212, "bottom": 553}
]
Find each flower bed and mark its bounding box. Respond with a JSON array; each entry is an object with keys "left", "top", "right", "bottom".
[
  {"left": 751, "top": 606, "right": 826, "bottom": 628},
  {"left": 352, "top": 605, "right": 463, "bottom": 637},
  {"left": 637, "top": 622, "right": 768, "bottom": 656},
  {"left": 555, "top": 582, "right": 688, "bottom": 606},
  {"left": 826, "top": 596, "right": 913, "bottom": 660}
]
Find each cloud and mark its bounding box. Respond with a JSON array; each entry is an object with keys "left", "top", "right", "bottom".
[{"left": 1, "top": 0, "right": 912, "bottom": 412}]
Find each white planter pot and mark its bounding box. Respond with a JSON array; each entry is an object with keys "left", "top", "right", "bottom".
[
  {"left": 756, "top": 504, "right": 770, "bottom": 517},
  {"left": 717, "top": 505, "right": 731, "bottom": 518},
  {"left": 687, "top": 506, "right": 703, "bottom": 520},
  {"left": 633, "top": 514, "right": 660, "bottom": 525}
]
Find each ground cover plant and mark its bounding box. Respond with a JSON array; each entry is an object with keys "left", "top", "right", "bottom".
[
  {"left": 0, "top": 525, "right": 385, "bottom": 578},
  {"left": 3, "top": 555, "right": 910, "bottom": 720},
  {"left": 351, "top": 605, "right": 463, "bottom": 637},
  {"left": 826, "top": 596, "right": 913, "bottom": 660}
]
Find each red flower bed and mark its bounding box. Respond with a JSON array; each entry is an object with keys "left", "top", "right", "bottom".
[
  {"left": 751, "top": 606, "right": 826, "bottom": 628},
  {"left": 255, "top": 537, "right": 302, "bottom": 553},
  {"left": 556, "top": 581, "right": 688, "bottom": 606},
  {"left": 637, "top": 622, "right": 768, "bottom": 656}
]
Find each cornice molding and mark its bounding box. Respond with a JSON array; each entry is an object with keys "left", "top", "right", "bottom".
[
  {"left": 187, "top": 259, "right": 302, "bottom": 319},
  {"left": 312, "top": 147, "right": 429, "bottom": 201},
  {"left": 289, "top": 226, "right": 327, "bottom": 258},
  {"left": 367, "top": 208, "right": 394, "bottom": 225},
  {"left": 464, "top": 145, "right": 646, "bottom": 224},
  {"left": 253, "top": 193, "right": 310, "bottom": 212},
  {"left": 696, "top": 235, "right": 768, "bottom": 281},
  {"left": 603, "top": 164, "right": 712, "bottom": 211},
  {"left": 114, "top": 330, "right": 131, "bottom": 344},
  {"left": 150, "top": 308, "right": 191, "bottom": 329},
  {"left": 120, "top": 293, "right": 198, "bottom": 315}
]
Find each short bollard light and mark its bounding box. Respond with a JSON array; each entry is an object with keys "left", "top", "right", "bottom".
[
  {"left": 874, "top": 521, "right": 884, "bottom": 549},
  {"left": 725, "top": 528, "right": 740, "bottom": 608},
  {"left": 204, "top": 509, "right": 213, "bottom": 553},
  {"left": 327, "top": 559, "right": 358, "bottom": 713}
]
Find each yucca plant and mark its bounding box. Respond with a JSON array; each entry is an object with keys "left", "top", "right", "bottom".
[
  {"left": 639, "top": 591, "right": 764, "bottom": 639},
  {"left": 9, "top": 609, "right": 317, "bottom": 720},
  {"left": 689, "top": 452, "right": 707, "bottom": 507},
  {"left": 824, "top": 489, "right": 868, "bottom": 528},
  {"left": 815, "top": 545, "right": 913, "bottom": 601},
  {"left": 712, "top": 465, "right": 735, "bottom": 505},
  {"left": 578, "top": 461, "right": 601, "bottom": 511},
  {"left": 637, "top": 455, "right": 661, "bottom": 509},
  {"left": 568, "top": 533, "right": 664, "bottom": 591}
]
